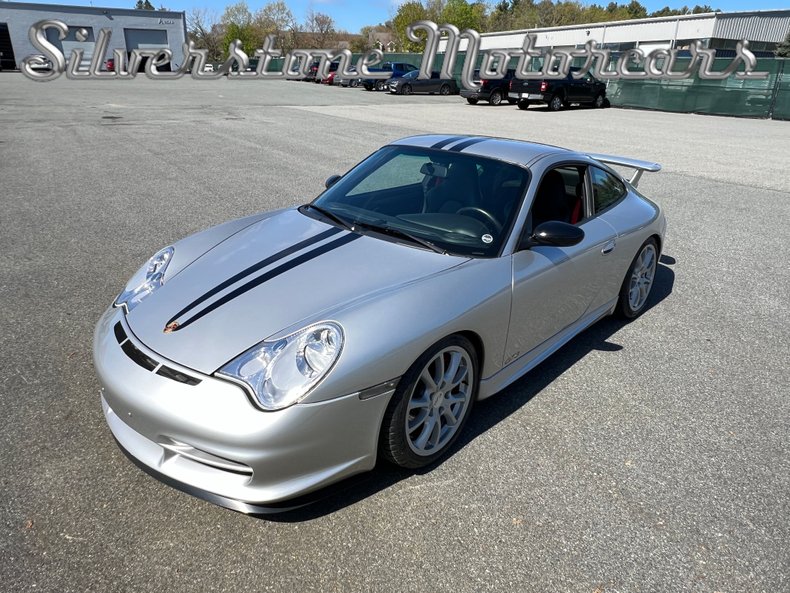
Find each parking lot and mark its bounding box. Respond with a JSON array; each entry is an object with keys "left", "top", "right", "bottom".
[{"left": 1, "top": 74, "right": 788, "bottom": 593}]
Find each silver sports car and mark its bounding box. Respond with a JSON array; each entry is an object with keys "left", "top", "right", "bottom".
[{"left": 94, "top": 135, "right": 665, "bottom": 513}]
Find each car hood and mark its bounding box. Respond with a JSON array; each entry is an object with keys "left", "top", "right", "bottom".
[{"left": 126, "top": 208, "right": 466, "bottom": 374}]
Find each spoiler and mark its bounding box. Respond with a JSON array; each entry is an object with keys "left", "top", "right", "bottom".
[{"left": 588, "top": 153, "right": 661, "bottom": 187}]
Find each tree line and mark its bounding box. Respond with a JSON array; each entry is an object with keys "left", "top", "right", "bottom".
[{"left": 183, "top": 0, "right": 723, "bottom": 60}]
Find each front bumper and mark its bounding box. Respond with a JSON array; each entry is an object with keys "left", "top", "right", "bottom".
[{"left": 93, "top": 307, "right": 394, "bottom": 509}]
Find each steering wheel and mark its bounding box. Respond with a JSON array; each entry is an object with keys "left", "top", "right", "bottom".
[{"left": 456, "top": 207, "right": 503, "bottom": 234}]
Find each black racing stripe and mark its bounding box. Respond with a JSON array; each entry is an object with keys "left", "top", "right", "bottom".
[
  {"left": 431, "top": 136, "right": 467, "bottom": 149},
  {"left": 166, "top": 227, "right": 341, "bottom": 327},
  {"left": 172, "top": 233, "right": 361, "bottom": 331},
  {"left": 447, "top": 137, "right": 489, "bottom": 152}
]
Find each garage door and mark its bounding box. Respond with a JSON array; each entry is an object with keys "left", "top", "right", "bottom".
[{"left": 124, "top": 28, "right": 170, "bottom": 72}]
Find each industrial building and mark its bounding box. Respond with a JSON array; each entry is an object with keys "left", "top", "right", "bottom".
[
  {"left": 0, "top": 1, "right": 187, "bottom": 70},
  {"left": 438, "top": 10, "right": 790, "bottom": 57}
]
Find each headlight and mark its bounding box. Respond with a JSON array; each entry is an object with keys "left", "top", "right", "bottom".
[
  {"left": 217, "top": 322, "right": 344, "bottom": 411},
  {"left": 115, "top": 246, "right": 174, "bottom": 312}
]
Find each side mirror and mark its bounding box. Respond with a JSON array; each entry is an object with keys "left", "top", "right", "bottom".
[
  {"left": 325, "top": 174, "right": 341, "bottom": 189},
  {"left": 523, "top": 221, "right": 585, "bottom": 248}
]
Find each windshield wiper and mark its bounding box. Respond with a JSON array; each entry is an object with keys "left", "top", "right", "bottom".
[
  {"left": 304, "top": 204, "right": 355, "bottom": 232},
  {"left": 354, "top": 221, "right": 447, "bottom": 255}
]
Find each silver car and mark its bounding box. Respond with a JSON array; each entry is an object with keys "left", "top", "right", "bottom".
[{"left": 94, "top": 135, "right": 665, "bottom": 513}]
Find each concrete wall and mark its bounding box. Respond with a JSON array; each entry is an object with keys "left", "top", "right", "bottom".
[{"left": 0, "top": 2, "right": 186, "bottom": 69}]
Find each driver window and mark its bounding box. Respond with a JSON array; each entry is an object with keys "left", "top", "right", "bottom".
[{"left": 530, "top": 166, "right": 586, "bottom": 230}]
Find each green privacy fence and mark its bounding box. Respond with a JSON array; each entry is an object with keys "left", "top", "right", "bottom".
[
  {"left": 264, "top": 53, "right": 789, "bottom": 120},
  {"left": 606, "top": 58, "right": 789, "bottom": 120}
]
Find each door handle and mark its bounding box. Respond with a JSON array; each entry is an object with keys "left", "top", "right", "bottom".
[{"left": 601, "top": 240, "right": 616, "bottom": 255}]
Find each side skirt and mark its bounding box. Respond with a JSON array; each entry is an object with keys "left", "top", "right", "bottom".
[{"left": 477, "top": 299, "right": 617, "bottom": 400}]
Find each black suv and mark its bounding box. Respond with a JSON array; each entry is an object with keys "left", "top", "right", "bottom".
[{"left": 461, "top": 69, "right": 518, "bottom": 106}]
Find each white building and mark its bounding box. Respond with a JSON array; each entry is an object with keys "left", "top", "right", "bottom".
[
  {"left": 438, "top": 10, "right": 790, "bottom": 56},
  {"left": 0, "top": 1, "right": 187, "bottom": 70}
]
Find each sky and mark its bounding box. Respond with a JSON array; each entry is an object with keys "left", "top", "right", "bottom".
[{"left": 11, "top": 0, "right": 790, "bottom": 34}]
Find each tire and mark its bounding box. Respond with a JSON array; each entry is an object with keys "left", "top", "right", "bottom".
[
  {"left": 616, "top": 238, "right": 659, "bottom": 319},
  {"left": 439, "top": 84, "right": 451, "bottom": 96},
  {"left": 489, "top": 90, "right": 502, "bottom": 106},
  {"left": 548, "top": 94, "right": 563, "bottom": 111},
  {"left": 375, "top": 80, "right": 386, "bottom": 91},
  {"left": 401, "top": 84, "right": 412, "bottom": 95},
  {"left": 466, "top": 97, "right": 478, "bottom": 105},
  {"left": 379, "top": 335, "right": 478, "bottom": 469},
  {"left": 517, "top": 99, "right": 529, "bottom": 110},
  {"left": 350, "top": 80, "right": 359, "bottom": 88},
  {"left": 363, "top": 84, "right": 373, "bottom": 91},
  {"left": 593, "top": 93, "right": 605, "bottom": 108}
]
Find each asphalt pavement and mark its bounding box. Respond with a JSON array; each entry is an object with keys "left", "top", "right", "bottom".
[{"left": 0, "top": 74, "right": 788, "bottom": 593}]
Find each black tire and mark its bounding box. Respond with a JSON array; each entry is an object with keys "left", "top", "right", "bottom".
[
  {"left": 363, "top": 84, "right": 373, "bottom": 91},
  {"left": 593, "top": 93, "right": 605, "bottom": 108},
  {"left": 375, "top": 80, "right": 387, "bottom": 91},
  {"left": 466, "top": 97, "right": 479, "bottom": 105},
  {"left": 379, "top": 335, "right": 479, "bottom": 469},
  {"left": 616, "top": 238, "right": 659, "bottom": 319},
  {"left": 401, "top": 84, "right": 412, "bottom": 95},
  {"left": 548, "top": 94, "right": 563, "bottom": 111},
  {"left": 439, "top": 83, "right": 451, "bottom": 96},
  {"left": 489, "top": 89, "right": 503, "bottom": 106},
  {"left": 517, "top": 99, "right": 529, "bottom": 110},
  {"left": 350, "top": 80, "right": 359, "bottom": 88}
]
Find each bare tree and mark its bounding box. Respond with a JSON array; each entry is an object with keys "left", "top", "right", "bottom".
[
  {"left": 187, "top": 8, "right": 223, "bottom": 61},
  {"left": 304, "top": 10, "right": 337, "bottom": 48}
]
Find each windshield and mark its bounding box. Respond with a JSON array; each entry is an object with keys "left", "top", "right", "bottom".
[{"left": 304, "top": 145, "right": 530, "bottom": 257}]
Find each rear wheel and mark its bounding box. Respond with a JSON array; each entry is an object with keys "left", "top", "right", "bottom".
[
  {"left": 489, "top": 90, "right": 503, "bottom": 105},
  {"left": 517, "top": 99, "right": 529, "bottom": 110},
  {"left": 439, "top": 84, "right": 451, "bottom": 96},
  {"left": 548, "top": 94, "right": 563, "bottom": 111},
  {"left": 380, "top": 335, "right": 478, "bottom": 468},
  {"left": 616, "top": 238, "right": 658, "bottom": 319},
  {"left": 375, "top": 80, "right": 387, "bottom": 91},
  {"left": 466, "top": 97, "right": 478, "bottom": 105}
]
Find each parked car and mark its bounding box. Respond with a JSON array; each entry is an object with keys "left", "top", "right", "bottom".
[
  {"left": 361, "top": 61, "right": 418, "bottom": 91},
  {"left": 319, "top": 61, "right": 340, "bottom": 85},
  {"left": 388, "top": 70, "right": 459, "bottom": 95},
  {"left": 336, "top": 67, "right": 359, "bottom": 87},
  {"left": 461, "top": 69, "right": 518, "bottom": 105},
  {"left": 509, "top": 67, "right": 607, "bottom": 111},
  {"left": 105, "top": 58, "right": 115, "bottom": 72},
  {"left": 204, "top": 63, "right": 215, "bottom": 73},
  {"left": 94, "top": 134, "right": 664, "bottom": 513}
]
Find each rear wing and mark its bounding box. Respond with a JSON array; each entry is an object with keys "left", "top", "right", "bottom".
[{"left": 588, "top": 153, "right": 661, "bottom": 187}]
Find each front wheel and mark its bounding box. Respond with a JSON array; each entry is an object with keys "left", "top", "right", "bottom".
[
  {"left": 616, "top": 238, "right": 658, "bottom": 319},
  {"left": 401, "top": 84, "right": 412, "bottom": 95},
  {"left": 593, "top": 93, "right": 605, "bottom": 108},
  {"left": 439, "top": 84, "right": 451, "bottom": 96},
  {"left": 379, "top": 335, "right": 478, "bottom": 468}
]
